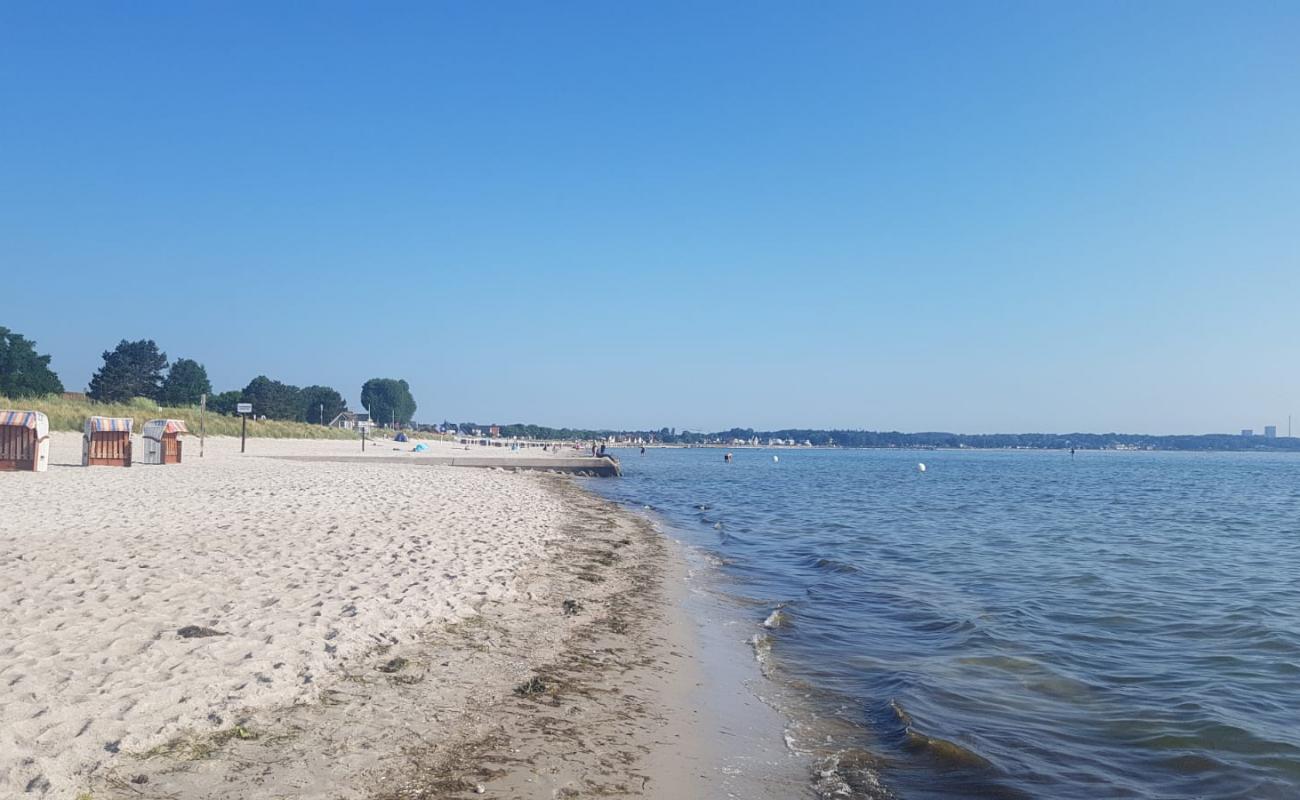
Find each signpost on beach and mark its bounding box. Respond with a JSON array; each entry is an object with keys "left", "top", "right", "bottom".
[
  {"left": 237, "top": 403, "right": 252, "bottom": 453},
  {"left": 199, "top": 393, "right": 207, "bottom": 458}
]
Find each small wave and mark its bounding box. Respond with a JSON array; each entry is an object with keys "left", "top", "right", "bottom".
[
  {"left": 812, "top": 749, "right": 893, "bottom": 799},
  {"left": 701, "top": 552, "right": 731, "bottom": 569},
  {"left": 817, "top": 558, "right": 859, "bottom": 574},
  {"left": 958, "top": 655, "right": 1041, "bottom": 672},
  {"left": 763, "top": 605, "right": 791, "bottom": 629},
  {"left": 750, "top": 633, "right": 775, "bottom": 676},
  {"left": 799, "top": 555, "right": 860, "bottom": 574},
  {"left": 888, "top": 699, "right": 912, "bottom": 727},
  {"left": 914, "top": 617, "right": 977, "bottom": 634},
  {"left": 902, "top": 729, "right": 992, "bottom": 770},
  {"left": 1156, "top": 752, "right": 1228, "bottom": 774},
  {"left": 717, "top": 529, "right": 748, "bottom": 545}
]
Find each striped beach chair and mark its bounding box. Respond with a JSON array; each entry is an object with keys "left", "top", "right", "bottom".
[
  {"left": 83, "top": 416, "right": 133, "bottom": 467},
  {"left": 0, "top": 410, "right": 50, "bottom": 472},
  {"left": 141, "top": 419, "right": 187, "bottom": 465}
]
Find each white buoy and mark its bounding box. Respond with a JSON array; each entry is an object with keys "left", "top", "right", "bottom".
[
  {"left": 918, "top": 462, "right": 927, "bottom": 472},
  {"left": 773, "top": 455, "right": 779, "bottom": 462}
]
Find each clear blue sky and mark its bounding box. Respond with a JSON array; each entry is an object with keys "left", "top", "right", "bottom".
[{"left": 2, "top": 2, "right": 1297, "bottom": 434}]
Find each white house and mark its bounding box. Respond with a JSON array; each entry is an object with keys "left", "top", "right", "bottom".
[{"left": 328, "top": 410, "right": 375, "bottom": 433}]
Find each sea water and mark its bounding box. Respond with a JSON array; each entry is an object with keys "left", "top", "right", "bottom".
[{"left": 587, "top": 447, "right": 1300, "bottom": 799}]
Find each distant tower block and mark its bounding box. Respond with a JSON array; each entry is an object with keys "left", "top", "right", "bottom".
[
  {"left": 1241, "top": 429, "right": 1254, "bottom": 437},
  {"left": 1264, "top": 425, "right": 1277, "bottom": 439}
]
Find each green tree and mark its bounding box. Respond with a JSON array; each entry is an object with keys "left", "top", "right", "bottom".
[
  {"left": 241, "top": 376, "right": 302, "bottom": 420},
  {"left": 87, "top": 339, "right": 168, "bottom": 402},
  {"left": 159, "top": 358, "right": 212, "bottom": 406},
  {"left": 360, "top": 378, "right": 417, "bottom": 427},
  {"left": 299, "top": 385, "right": 348, "bottom": 425},
  {"left": 0, "top": 326, "right": 64, "bottom": 397},
  {"left": 208, "top": 390, "right": 243, "bottom": 415}
]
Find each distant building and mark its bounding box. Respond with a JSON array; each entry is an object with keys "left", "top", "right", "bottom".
[
  {"left": 489, "top": 425, "right": 501, "bottom": 437},
  {"left": 1265, "top": 425, "right": 1277, "bottom": 438},
  {"left": 329, "top": 410, "right": 374, "bottom": 433},
  {"left": 1241, "top": 429, "right": 1254, "bottom": 437}
]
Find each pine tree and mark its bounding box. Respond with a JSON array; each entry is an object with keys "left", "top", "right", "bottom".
[
  {"left": 87, "top": 340, "right": 168, "bottom": 402},
  {"left": 159, "top": 358, "right": 212, "bottom": 406},
  {"left": 0, "top": 326, "right": 64, "bottom": 397}
]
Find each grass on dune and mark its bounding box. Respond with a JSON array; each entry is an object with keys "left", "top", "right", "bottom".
[{"left": 0, "top": 394, "right": 360, "bottom": 439}]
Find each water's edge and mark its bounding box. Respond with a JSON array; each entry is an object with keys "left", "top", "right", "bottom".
[{"left": 584, "top": 482, "right": 821, "bottom": 798}]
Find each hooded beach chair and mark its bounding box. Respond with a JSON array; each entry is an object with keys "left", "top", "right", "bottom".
[
  {"left": 0, "top": 410, "right": 50, "bottom": 472},
  {"left": 83, "top": 416, "right": 133, "bottom": 466},
  {"left": 141, "top": 418, "right": 187, "bottom": 464}
]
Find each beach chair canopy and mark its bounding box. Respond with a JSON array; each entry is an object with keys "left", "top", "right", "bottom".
[
  {"left": 0, "top": 410, "right": 49, "bottom": 439},
  {"left": 142, "top": 418, "right": 187, "bottom": 441},
  {"left": 85, "top": 416, "right": 133, "bottom": 435}
]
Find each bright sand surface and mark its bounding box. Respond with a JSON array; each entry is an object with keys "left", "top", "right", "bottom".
[{"left": 0, "top": 432, "right": 733, "bottom": 798}]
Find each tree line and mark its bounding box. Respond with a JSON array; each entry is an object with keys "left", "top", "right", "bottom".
[
  {"left": 7, "top": 326, "right": 1293, "bottom": 448},
  {"left": 0, "top": 327, "right": 417, "bottom": 426}
]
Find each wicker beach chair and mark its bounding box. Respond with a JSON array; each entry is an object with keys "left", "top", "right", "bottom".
[
  {"left": 141, "top": 419, "right": 187, "bottom": 465},
  {"left": 83, "top": 416, "right": 133, "bottom": 467},
  {"left": 0, "top": 410, "right": 50, "bottom": 472}
]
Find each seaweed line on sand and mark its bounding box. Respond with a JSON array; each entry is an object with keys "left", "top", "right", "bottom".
[{"left": 90, "top": 475, "right": 681, "bottom": 800}]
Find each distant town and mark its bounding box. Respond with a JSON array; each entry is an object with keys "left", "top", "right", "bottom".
[{"left": 428, "top": 424, "right": 1300, "bottom": 452}]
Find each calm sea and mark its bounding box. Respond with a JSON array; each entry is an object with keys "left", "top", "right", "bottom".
[{"left": 587, "top": 447, "right": 1300, "bottom": 799}]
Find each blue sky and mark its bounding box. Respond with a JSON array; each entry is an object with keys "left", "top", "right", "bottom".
[{"left": 2, "top": 2, "right": 1297, "bottom": 434}]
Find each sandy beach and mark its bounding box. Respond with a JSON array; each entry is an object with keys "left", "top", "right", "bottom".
[{"left": 0, "top": 433, "right": 720, "bottom": 798}]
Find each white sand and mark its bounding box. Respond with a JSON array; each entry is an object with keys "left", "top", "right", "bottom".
[{"left": 0, "top": 432, "right": 567, "bottom": 797}]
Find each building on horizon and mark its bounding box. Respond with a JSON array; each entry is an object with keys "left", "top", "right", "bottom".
[
  {"left": 1241, "top": 429, "right": 1254, "bottom": 437},
  {"left": 1264, "top": 425, "right": 1277, "bottom": 438},
  {"left": 329, "top": 410, "right": 374, "bottom": 433}
]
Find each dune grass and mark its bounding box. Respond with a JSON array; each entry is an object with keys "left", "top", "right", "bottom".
[{"left": 0, "top": 395, "right": 360, "bottom": 439}]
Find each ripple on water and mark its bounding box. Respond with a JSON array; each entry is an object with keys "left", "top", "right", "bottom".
[{"left": 587, "top": 448, "right": 1300, "bottom": 799}]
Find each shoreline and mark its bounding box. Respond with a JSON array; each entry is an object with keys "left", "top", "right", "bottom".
[
  {"left": 596, "top": 495, "right": 813, "bottom": 800},
  {"left": 1, "top": 433, "right": 741, "bottom": 798}
]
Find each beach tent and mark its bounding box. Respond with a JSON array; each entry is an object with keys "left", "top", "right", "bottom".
[
  {"left": 0, "top": 410, "right": 50, "bottom": 472},
  {"left": 140, "top": 419, "right": 187, "bottom": 465},
  {"left": 83, "top": 416, "right": 133, "bottom": 467}
]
